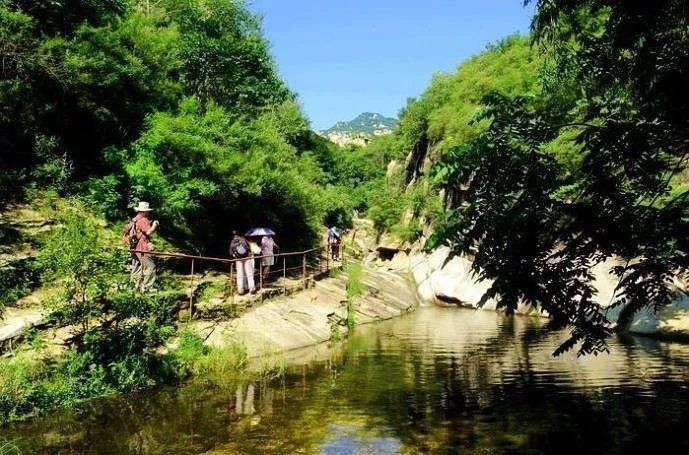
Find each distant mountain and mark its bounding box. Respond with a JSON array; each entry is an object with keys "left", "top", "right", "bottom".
[
  {"left": 319, "top": 112, "right": 397, "bottom": 146},
  {"left": 323, "top": 112, "right": 397, "bottom": 135}
]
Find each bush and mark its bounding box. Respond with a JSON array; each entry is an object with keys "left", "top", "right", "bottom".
[
  {"left": 36, "top": 204, "right": 180, "bottom": 391},
  {"left": 82, "top": 174, "right": 126, "bottom": 220},
  {"left": 368, "top": 184, "right": 406, "bottom": 233},
  {"left": 0, "top": 353, "right": 39, "bottom": 421},
  {"left": 165, "top": 330, "right": 248, "bottom": 387},
  {"left": 0, "top": 440, "right": 21, "bottom": 455}
]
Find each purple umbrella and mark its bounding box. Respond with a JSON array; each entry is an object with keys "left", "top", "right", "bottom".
[{"left": 246, "top": 227, "right": 276, "bottom": 237}]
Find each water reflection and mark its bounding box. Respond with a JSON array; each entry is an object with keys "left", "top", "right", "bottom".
[
  {"left": 3, "top": 307, "right": 689, "bottom": 454},
  {"left": 234, "top": 383, "right": 256, "bottom": 416}
]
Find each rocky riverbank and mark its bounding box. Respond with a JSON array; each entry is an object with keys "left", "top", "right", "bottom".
[
  {"left": 189, "top": 265, "right": 421, "bottom": 357},
  {"left": 379, "top": 245, "right": 689, "bottom": 340}
]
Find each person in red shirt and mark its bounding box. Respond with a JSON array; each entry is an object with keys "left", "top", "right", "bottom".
[{"left": 132, "top": 202, "right": 159, "bottom": 292}]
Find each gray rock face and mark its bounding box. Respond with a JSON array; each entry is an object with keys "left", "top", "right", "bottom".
[
  {"left": 406, "top": 247, "right": 689, "bottom": 338},
  {"left": 408, "top": 247, "right": 540, "bottom": 315},
  {"left": 193, "top": 267, "right": 420, "bottom": 357},
  {"left": 0, "top": 307, "right": 46, "bottom": 347}
]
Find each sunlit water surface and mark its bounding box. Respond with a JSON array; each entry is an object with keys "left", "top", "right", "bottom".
[{"left": 3, "top": 307, "right": 689, "bottom": 454}]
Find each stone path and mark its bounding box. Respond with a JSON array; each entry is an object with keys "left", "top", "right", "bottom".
[{"left": 1, "top": 262, "right": 419, "bottom": 357}]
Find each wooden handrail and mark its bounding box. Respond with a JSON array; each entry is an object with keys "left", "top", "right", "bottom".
[
  {"left": 130, "top": 247, "right": 321, "bottom": 265},
  {"left": 128, "top": 243, "right": 345, "bottom": 307}
]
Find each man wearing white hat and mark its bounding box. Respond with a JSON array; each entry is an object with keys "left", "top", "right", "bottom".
[{"left": 132, "top": 201, "right": 159, "bottom": 292}]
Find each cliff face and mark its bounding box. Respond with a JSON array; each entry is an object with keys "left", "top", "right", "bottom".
[{"left": 343, "top": 218, "right": 689, "bottom": 341}]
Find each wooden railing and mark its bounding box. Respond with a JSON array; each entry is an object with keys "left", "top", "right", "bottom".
[{"left": 130, "top": 244, "right": 344, "bottom": 318}]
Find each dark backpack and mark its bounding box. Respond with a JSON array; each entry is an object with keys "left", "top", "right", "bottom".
[
  {"left": 122, "top": 220, "right": 138, "bottom": 249},
  {"left": 231, "top": 237, "right": 249, "bottom": 258}
]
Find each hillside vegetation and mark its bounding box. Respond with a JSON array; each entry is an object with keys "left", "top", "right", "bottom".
[
  {"left": 362, "top": 35, "right": 542, "bottom": 238},
  {"left": 365, "top": 1, "right": 689, "bottom": 355},
  {"left": 0, "top": 0, "right": 353, "bottom": 253},
  {"left": 0, "top": 0, "right": 356, "bottom": 422}
]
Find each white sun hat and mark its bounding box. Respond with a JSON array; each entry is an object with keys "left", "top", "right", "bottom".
[{"left": 134, "top": 201, "right": 153, "bottom": 212}]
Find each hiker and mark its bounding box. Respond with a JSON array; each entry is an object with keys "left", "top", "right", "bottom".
[
  {"left": 131, "top": 202, "right": 159, "bottom": 292},
  {"left": 248, "top": 237, "right": 262, "bottom": 285},
  {"left": 261, "top": 235, "right": 278, "bottom": 281},
  {"left": 328, "top": 226, "right": 341, "bottom": 261},
  {"left": 230, "top": 231, "right": 256, "bottom": 295}
]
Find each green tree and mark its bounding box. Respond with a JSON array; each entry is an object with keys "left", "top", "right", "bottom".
[
  {"left": 362, "top": 36, "right": 541, "bottom": 236},
  {"left": 166, "top": 0, "right": 290, "bottom": 112},
  {"left": 123, "top": 98, "right": 339, "bottom": 252},
  {"left": 432, "top": 0, "right": 689, "bottom": 355},
  {"left": 0, "top": 0, "right": 181, "bottom": 197},
  {"left": 0, "top": 0, "right": 291, "bottom": 209}
]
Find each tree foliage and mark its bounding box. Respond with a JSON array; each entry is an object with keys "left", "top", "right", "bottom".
[
  {"left": 0, "top": 0, "right": 351, "bottom": 250},
  {"left": 430, "top": 0, "right": 689, "bottom": 355},
  {"left": 364, "top": 35, "right": 542, "bottom": 238},
  {"left": 123, "top": 97, "right": 344, "bottom": 251},
  {"left": 37, "top": 205, "right": 180, "bottom": 392}
]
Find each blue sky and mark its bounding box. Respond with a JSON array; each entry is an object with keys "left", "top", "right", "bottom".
[{"left": 249, "top": 1, "right": 536, "bottom": 130}]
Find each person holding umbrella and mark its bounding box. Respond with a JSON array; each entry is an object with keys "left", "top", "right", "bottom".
[
  {"left": 262, "top": 232, "right": 278, "bottom": 281},
  {"left": 246, "top": 228, "right": 278, "bottom": 282}
]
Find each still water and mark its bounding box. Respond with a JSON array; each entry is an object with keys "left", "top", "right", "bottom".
[{"left": 3, "top": 306, "right": 689, "bottom": 454}]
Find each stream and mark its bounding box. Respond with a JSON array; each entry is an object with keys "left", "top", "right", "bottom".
[{"left": 3, "top": 306, "right": 689, "bottom": 454}]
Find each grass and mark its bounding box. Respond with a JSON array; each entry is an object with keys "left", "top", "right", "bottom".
[
  {"left": 192, "top": 343, "right": 249, "bottom": 386},
  {"left": 253, "top": 345, "right": 286, "bottom": 385},
  {"left": 345, "top": 263, "right": 365, "bottom": 330},
  {"left": 330, "top": 262, "right": 366, "bottom": 342},
  {"left": 196, "top": 277, "right": 233, "bottom": 303},
  {"left": 0, "top": 347, "right": 121, "bottom": 423},
  {"left": 0, "top": 327, "right": 276, "bottom": 424},
  {"left": 329, "top": 317, "right": 344, "bottom": 343},
  {"left": 167, "top": 329, "right": 249, "bottom": 387}
]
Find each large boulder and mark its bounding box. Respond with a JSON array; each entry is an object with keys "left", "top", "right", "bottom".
[
  {"left": 626, "top": 295, "right": 689, "bottom": 337},
  {"left": 408, "top": 247, "right": 533, "bottom": 312}
]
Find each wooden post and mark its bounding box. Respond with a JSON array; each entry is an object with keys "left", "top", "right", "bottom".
[
  {"left": 189, "top": 258, "right": 195, "bottom": 320},
  {"left": 302, "top": 254, "right": 307, "bottom": 290},
  {"left": 283, "top": 256, "right": 287, "bottom": 295},
  {"left": 259, "top": 259, "right": 263, "bottom": 302},
  {"left": 229, "top": 261, "right": 235, "bottom": 296}
]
